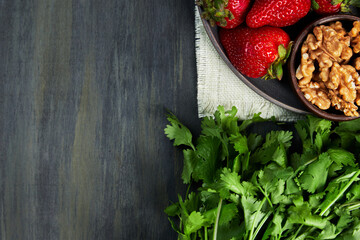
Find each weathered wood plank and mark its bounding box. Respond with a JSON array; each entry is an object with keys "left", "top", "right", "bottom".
[{"left": 0, "top": 0, "right": 199, "bottom": 239}]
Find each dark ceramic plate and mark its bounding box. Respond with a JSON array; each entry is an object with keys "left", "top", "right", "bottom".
[{"left": 198, "top": 6, "right": 360, "bottom": 115}]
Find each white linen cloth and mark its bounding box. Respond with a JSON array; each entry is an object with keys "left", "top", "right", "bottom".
[{"left": 195, "top": 7, "right": 303, "bottom": 122}]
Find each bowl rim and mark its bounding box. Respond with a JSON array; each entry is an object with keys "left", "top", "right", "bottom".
[{"left": 288, "top": 14, "right": 360, "bottom": 121}]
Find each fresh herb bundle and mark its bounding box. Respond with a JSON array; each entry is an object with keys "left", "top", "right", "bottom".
[{"left": 164, "top": 106, "right": 360, "bottom": 240}]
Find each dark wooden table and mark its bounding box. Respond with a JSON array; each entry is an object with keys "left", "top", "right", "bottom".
[{"left": 0, "top": 0, "right": 201, "bottom": 239}]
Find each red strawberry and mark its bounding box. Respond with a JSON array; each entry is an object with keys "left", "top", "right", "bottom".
[
  {"left": 312, "top": 0, "right": 354, "bottom": 14},
  {"left": 219, "top": 25, "right": 292, "bottom": 79},
  {"left": 197, "top": 0, "right": 251, "bottom": 29},
  {"left": 246, "top": 0, "right": 311, "bottom": 28}
]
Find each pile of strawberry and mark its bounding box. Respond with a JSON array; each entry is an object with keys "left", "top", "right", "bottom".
[{"left": 198, "top": 0, "right": 356, "bottom": 80}]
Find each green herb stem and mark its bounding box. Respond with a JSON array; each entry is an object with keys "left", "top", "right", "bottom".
[
  {"left": 249, "top": 197, "right": 267, "bottom": 240},
  {"left": 204, "top": 226, "right": 208, "bottom": 240},
  {"left": 320, "top": 169, "right": 360, "bottom": 216},
  {"left": 252, "top": 211, "right": 272, "bottom": 240},
  {"left": 290, "top": 224, "right": 304, "bottom": 240},
  {"left": 344, "top": 201, "right": 360, "bottom": 211},
  {"left": 258, "top": 185, "right": 274, "bottom": 209},
  {"left": 293, "top": 157, "right": 318, "bottom": 178},
  {"left": 213, "top": 198, "right": 223, "bottom": 240}
]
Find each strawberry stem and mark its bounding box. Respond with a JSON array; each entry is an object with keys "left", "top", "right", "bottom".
[
  {"left": 264, "top": 42, "right": 293, "bottom": 81},
  {"left": 197, "top": 0, "right": 234, "bottom": 27}
]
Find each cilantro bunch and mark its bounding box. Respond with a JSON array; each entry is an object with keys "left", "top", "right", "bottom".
[{"left": 164, "top": 106, "right": 360, "bottom": 240}]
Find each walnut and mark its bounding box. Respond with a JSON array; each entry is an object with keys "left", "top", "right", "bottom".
[
  {"left": 351, "top": 36, "right": 360, "bottom": 53},
  {"left": 330, "top": 21, "right": 347, "bottom": 37},
  {"left": 329, "top": 90, "right": 359, "bottom": 117},
  {"left": 321, "top": 26, "right": 343, "bottom": 60},
  {"left": 349, "top": 21, "right": 360, "bottom": 38},
  {"left": 296, "top": 21, "right": 360, "bottom": 117},
  {"left": 300, "top": 83, "right": 331, "bottom": 110},
  {"left": 330, "top": 21, "right": 351, "bottom": 45},
  {"left": 337, "top": 64, "right": 357, "bottom": 102},
  {"left": 297, "top": 53, "right": 315, "bottom": 86},
  {"left": 354, "top": 57, "right": 360, "bottom": 70},
  {"left": 328, "top": 62, "right": 341, "bottom": 90}
]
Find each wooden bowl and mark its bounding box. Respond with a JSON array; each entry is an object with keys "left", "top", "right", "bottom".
[{"left": 288, "top": 14, "right": 360, "bottom": 121}]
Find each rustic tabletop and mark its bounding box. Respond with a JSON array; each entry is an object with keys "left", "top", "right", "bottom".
[{"left": 0, "top": 0, "right": 200, "bottom": 239}]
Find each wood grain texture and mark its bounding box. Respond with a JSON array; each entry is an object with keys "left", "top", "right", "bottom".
[{"left": 0, "top": 0, "right": 200, "bottom": 239}]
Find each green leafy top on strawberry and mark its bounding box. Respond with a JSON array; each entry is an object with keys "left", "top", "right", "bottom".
[
  {"left": 197, "top": 0, "right": 251, "bottom": 29},
  {"left": 312, "top": 0, "right": 360, "bottom": 14}
]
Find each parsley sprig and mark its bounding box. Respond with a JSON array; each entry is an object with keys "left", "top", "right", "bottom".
[{"left": 164, "top": 106, "right": 360, "bottom": 240}]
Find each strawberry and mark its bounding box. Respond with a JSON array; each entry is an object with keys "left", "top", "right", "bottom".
[
  {"left": 312, "top": 0, "right": 341, "bottom": 14},
  {"left": 246, "top": 0, "right": 311, "bottom": 28},
  {"left": 312, "top": 0, "right": 360, "bottom": 14},
  {"left": 219, "top": 25, "right": 292, "bottom": 79},
  {"left": 197, "top": 0, "right": 251, "bottom": 29}
]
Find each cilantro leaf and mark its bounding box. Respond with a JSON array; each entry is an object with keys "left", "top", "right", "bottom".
[
  {"left": 288, "top": 203, "right": 328, "bottom": 229},
  {"left": 241, "top": 196, "right": 267, "bottom": 232},
  {"left": 327, "top": 148, "right": 356, "bottom": 168},
  {"left": 229, "top": 133, "right": 248, "bottom": 155},
  {"left": 251, "top": 131, "right": 293, "bottom": 165},
  {"left": 192, "top": 136, "right": 221, "bottom": 183},
  {"left": 184, "top": 211, "right": 205, "bottom": 236},
  {"left": 182, "top": 149, "right": 199, "bottom": 184},
  {"left": 164, "top": 113, "right": 195, "bottom": 149},
  {"left": 219, "top": 168, "right": 257, "bottom": 198},
  {"left": 299, "top": 152, "right": 332, "bottom": 193}
]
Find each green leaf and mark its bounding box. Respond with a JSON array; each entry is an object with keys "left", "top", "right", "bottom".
[
  {"left": 347, "top": 182, "right": 360, "bottom": 201},
  {"left": 309, "top": 192, "right": 326, "bottom": 209},
  {"left": 203, "top": 203, "right": 238, "bottom": 226},
  {"left": 319, "top": 169, "right": 360, "bottom": 216},
  {"left": 241, "top": 196, "right": 266, "bottom": 232},
  {"left": 164, "top": 203, "right": 180, "bottom": 217},
  {"left": 336, "top": 209, "right": 353, "bottom": 232},
  {"left": 274, "top": 62, "right": 283, "bottom": 80},
  {"left": 278, "top": 44, "right": 287, "bottom": 59},
  {"left": 238, "top": 113, "right": 265, "bottom": 132},
  {"left": 193, "top": 136, "right": 221, "bottom": 183},
  {"left": 299, "top": 152, "right": 333, "bottom": 193},
  {"left": 230, "top": 133, "right": 248, "bottom": 155},
  {"left": 247, "top": 133, "right": 263, "bottom": 152},
  {"left": 349, "top": 0, "right": 360, "bottom": 7},
  {"left": 209, "top": 218, "right": 246, "bottom": 240},
  {"left": 336, "top": 118, "right": 360, "bottom": 132},
  {"left": 251, "top": 131, "right": 293, "bottom": 164},
  {"left": 270, "top": 212, "right": 284, "bottom": 237},
  {"left": 184, "top": 192, "right": 201, "bottom": 215},
  {"left": 200, "top": 190, "right": 220, "bottom": 210},
  {"left": 201, "top": 116, "right": 222, "bottom": 139},
  {"left": 318, "top": 222, "right": 339, "bottom": 239},
  {"left": 184, "top": 211, "right": 205, "bottom": 235},
  {"left": 327, "top": 148, "right": 356, "bottom": 167},
  {"left": 296, "top": 115, "right": 332, "bottom": 151},
  {"left": 219, "top": 168, "right": 257, "bottom": 197},
  {"left": 288, "top": 203, "right": 328, "bottom": 229},
  {"left": 219, "top": 203, "right": 238, "bottom": 226},
  {"left": 216, "top": 105, "right": 239, "bottom": 135},
  {"left": 312, "top": 0, "right": 320, "bottom": 10},
  {"left": 165, "top": 113, "right": 194, "bottom": 149},
  {"left": 182, "top": 149, "right": 199, "bottom": 184},
  {"left": 272, "top": 143, "right": 287, "bottom": 168}
]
